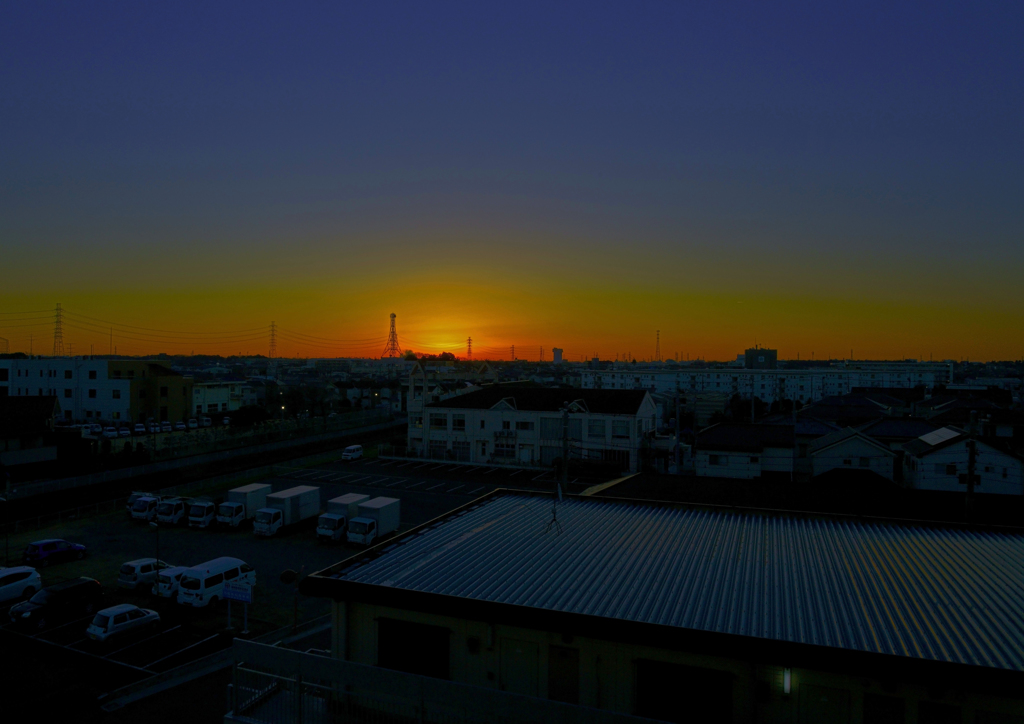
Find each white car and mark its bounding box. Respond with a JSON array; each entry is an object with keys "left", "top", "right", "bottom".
[
  {"left": 147, "top": 422, "right": 161, "bottom": 434},
  {"left": 103, "top": 427, "right": 119, "bottom": 439},
  {"left": 117, "top": 559, "right": 174, "bottom": 589},
  {"left": 187, "top": 418, "right": 199, "bottom": 430},
  {"left": 341, "top": 444, "right": 363, "bottom": 461},
  {"left": 88, "top": 423, "right": 103, "bottom": 435},
  {"left": 161, "top": 421, "right": 173, "bottom": 433},
  {"left": 133, "top": 423, "right": 146, "bottom": 435},
  {"left": 0, "top": 566, "right": 42, "bottom": 604},
  {"left": 118, "top": 427, "right": 131, "bottom": 438},
  {"left": 174, "top": 421, "right": 187, "bottom": 431},
  {"left": 151, "top": 566, "right": 189, "bottom": 598},
  {"left": 221, "top": 417, "right": 231, "bottom": 426},
  {"left": 86, "top": 604, "right": 160, "bottom": 643}
]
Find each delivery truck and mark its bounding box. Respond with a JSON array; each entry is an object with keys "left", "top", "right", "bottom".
[
  {"left": 346, "top": 497, "right": 400, "bottom": 546},
  {"left": 188, "top": 498, "right": 217, "bottom": 529},
  {"left": 217, "top": 483, "right": 272, "bottom": 527},
  {"left": 316, "top": 493, "right": 369, "bottom": 542},
  {"left": 253, "top": 485, "right": 320, "bottom": 537}
]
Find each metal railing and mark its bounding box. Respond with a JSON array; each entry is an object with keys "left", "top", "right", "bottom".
[{"left": 226, "top": 640, "right": 656, "bottom": 724}]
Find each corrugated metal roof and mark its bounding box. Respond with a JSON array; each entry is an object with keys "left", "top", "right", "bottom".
[{"left": 332, "top": 495, "right": 1024, "bottom": 671}]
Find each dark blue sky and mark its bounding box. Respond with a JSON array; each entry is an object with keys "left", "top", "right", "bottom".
[{"left": 2, "top": 2, "right": 1022, "bottom": 358}]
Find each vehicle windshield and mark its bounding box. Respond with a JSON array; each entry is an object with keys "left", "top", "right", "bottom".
[
  {"left": 189, "top": 505, "right": 208, "bottom": 517},
  {"left": 26, "top": 543, "right": 40, "bottom": 553},
  {"left": 91, "top": 614, "right": 110, "bottom": 629},
  {"left": 29, "top": 589, "right": 50, "bottom": 605},
  {"left": 179, "top": 576, "right": 201, "bottom": 590},
  {"left": 218, "top": 504, "right": 236, "bottom": 516},
  {"left": 349, "top": 521, "right": 368, "bottom": 534},
  {"left": 119, "top": 564, "right": 135, "bottom": 575},
  {"left": 318, "top": 516, "right": 338, "bottom": 530},
  {"left": 157, "top": 503, "right": 174, "bottom": 515},
  {"left": 133, "top": 500, "right": 150, "bottom": 512},
  {"left": 255, "top": 510, "right": 274, "bottom": 524}
]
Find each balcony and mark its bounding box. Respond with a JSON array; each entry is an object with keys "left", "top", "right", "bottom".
[{"left": 226, "top": 639, "right": 657, "bottom": 724}]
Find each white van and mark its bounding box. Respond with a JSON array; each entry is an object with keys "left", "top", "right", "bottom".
[
  {"left": 341, "top": 444, "right": 363, "bottom": 461},
  {"left": 176, "top": 557, "right": 254, "bottom": 608}
]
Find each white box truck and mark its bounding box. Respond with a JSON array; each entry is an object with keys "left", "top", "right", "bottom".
[
  {"left": 346, "top": 497, "right": 400, "bottom": 546},
  {"left": 253, "top": 485, "right": 321, "bottom": 537},
  {"left": 316, "top": 493, "right": 369, "bottom": 542},
  {"left": 188, "top": 498, "right": 217, "bottom": 529},
  {"left": 217, "top": 483, "right": 272, "bottom": 527}
]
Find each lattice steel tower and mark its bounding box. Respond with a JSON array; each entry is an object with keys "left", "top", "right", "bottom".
[
  {"left": 269, "top": 321, "right": 277, "bottom": 359},
  {"left": 467, "top": 337, "right": 472, "bottom": 361},
  {"left": 53, "top": 303, "right": 65, "bottom": 357},
  {"left": 655, "top": 330, "right": 661, "bottom": 362},
  {"left": 382, "top": 313, "right": 402, "bottom": 358}
]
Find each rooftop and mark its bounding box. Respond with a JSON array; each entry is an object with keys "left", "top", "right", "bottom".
[
  {"left": 426, "top": 385, "right": 650, "bottom": 415},
  {"left": 309, "top": 493, "right": 1024, "bottom": 673}
]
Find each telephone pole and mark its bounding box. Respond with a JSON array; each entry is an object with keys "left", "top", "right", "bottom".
[{"left": 966, "top": 410, "right": 978, "bottom": 522}]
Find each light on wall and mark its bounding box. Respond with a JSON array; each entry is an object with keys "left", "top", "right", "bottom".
[{"left": 783, "top": 668, "right": 792, "bottom": 695}]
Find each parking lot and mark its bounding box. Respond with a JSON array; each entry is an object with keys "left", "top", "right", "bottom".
[{"left": 0, "top": 452, "right": 613, "bottom": 687}]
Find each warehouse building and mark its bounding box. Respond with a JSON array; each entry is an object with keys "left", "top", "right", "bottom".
[{"left": 300, "top": 492, "right": 1024, "bottom": 724}]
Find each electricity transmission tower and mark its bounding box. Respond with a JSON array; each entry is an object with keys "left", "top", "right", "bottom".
[
  {"left": 382, "top": 313, "right": 402, "bottom": 358},
  {"left": 269, "top": 321, "right": 277, "bottom": 358},
  {"left": 655, "top": 330, "right": 661, "bottom": 362},
  {"left": 52, "top": 303, "right": 64, "bottom": 357},
  {"left": 467, "top": 337, "right": 472, "bottom": 361}
]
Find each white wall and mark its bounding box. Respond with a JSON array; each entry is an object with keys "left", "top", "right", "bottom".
[
  {"left": 811, "top": 437, "right": 895, "bottom": 481},
  {"left": 907, "top": 440, "right": 1024, "bottom": 496}
]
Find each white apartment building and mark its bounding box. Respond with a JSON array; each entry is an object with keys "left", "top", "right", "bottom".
[
  {"left": 408, "top": 386, "right": 657, "bottom": 473},
  {"left": 581, "top": 361, "right": 953, "bottom": 405},
  {"left": 193, "top": 381, "right": 256, "bottom": 415}
]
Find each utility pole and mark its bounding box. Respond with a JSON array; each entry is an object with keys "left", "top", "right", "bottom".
[
  {"left": 966, "top": 410, "right": 977, "bottom": 522},
  {"left": 561, "top": 403, "right": 570, "bottom": 488},
  {"left": 674, "top": 392, "right": 681, "bottom": 474}
]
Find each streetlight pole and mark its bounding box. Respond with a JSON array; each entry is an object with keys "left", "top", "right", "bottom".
[{"left": 149, "top": 521, "right": 159, "bottom": 574}]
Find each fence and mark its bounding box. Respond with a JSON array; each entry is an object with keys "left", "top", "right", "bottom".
[
  {"left": 227, "top": 640, "right": 656, "bottom": 724},
  {"left": 376, "top": 444, "right": 550, "bottom": 471}
]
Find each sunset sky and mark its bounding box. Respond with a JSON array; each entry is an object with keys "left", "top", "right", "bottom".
[{"left": 2, "top": 3, "right": 1022, "bottom": 360}]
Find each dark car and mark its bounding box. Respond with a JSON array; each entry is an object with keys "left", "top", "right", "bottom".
[
  {"left": 23, "top": 539, "right": 87, "bottom": 567},
  {"left": 9, "top": 577, "right": 104, "bottom": 631}
]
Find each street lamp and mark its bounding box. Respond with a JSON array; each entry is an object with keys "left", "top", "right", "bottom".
[{"left": 149, "top": 521, "right": 160, "bottom": 575}]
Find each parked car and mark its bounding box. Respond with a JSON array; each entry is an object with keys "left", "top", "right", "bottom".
[
  {"left": 147, "top": 422, "right": 161, "bottom": 433},
  {"left": 341, "top": 444, "right": 363, "bottom": 461},
  {"left": 0, "top": 566, "right": 42, "bottom": 604},
  {"left": 152, "top": 566, "right": 189, "bottom": 598},
  {"left": 24, "top": 539, "right": 87, "bottom": 567},
  {"left": 133, "top": 423, "right": 146, "bottom": 435},
  {"left": 9, "top": 578, "right": 104, "bottom": 630},
  {"left": 174, "top": 421, "right": 187, "bottom": 431},
  {"left": 199, "top": 416, "right": 212, "bottom": 427},
  {"left": 118, "top": 427, "right": 131, "bottom": 438},
  {"left": 117, "top": 559, "right": 175, "bottom": 590},
  {"left": 187, "top": 418, "right": 199, "bottom": 430},
  {"left": 103, "top": 426, "right": 119, "bottom": 439},
  {"left": 86, "top": 604, "right": 160, "bottom": 643},
  {"left": 161, "top": 421, "right": 173, "bottom": 433},
  {"left": 222, "top": 417, "right": 231, "bottom": 426},
  {"left": 177, "top": 557, "right": 254, "bottom": 608},
  {"left": 88, "top": 423, "right": 103, "bottom": 435}
]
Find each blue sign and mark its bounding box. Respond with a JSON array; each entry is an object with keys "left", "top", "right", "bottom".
[{"left": 223, "top": 581, "right": 253, "bottom": 604}]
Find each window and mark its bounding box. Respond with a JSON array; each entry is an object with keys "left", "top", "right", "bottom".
[
  {"left": 221, "top": 403, "right": 228, "bottom": 411},
  {"left": 206, "top": 573, "right": 223, "bottom": 586},
  {"left": 64, "top": 389, "right": 72, "bottom": 398},
  {"left": 160, "top": 386, "right": 168, "bottom": 397},
  {"left": 798, "top": 444, "right": 808, "bottom": 458},
  {"left": 634, "top": 660, "right": 731, "bottom": 724},
  {"left": 113, "top": 412, "right": 120, "bottom": 419},
  {"left": 452, "top": 440, "right": 470, "bottom": 461},
  {"left": 612, "top": 420, "right": 630, "bottom": 438},
  {"left": 128, "top": 608, "right": 146, "bottom": 620},
  {"left": 709, "top": 455, "right": 727, "bottom": 466},
  {"left": 64, "top": 370, "right": 72, "bottom": 379},
  {"left": 843, "top": 459, "right": 852, "bottom": 466},
  {"left": 113, "top": 370, "right": 121, "bottom": 378},
  {"left": 452, "top": 414, "right": 466, "bottom": 431},
  {"left": 429, "top": 413, "right": 447, "bottom": 430},
  {"left": 128, "top": 370, "right": 134, "bottom": 377},
  {"left": 88, "top": 389, "right": 97, "bottom": 398},
  {"left": 112, "top": 390, "right": 121, "bottom": 399},
  {"left": 224, "top": 568, "right": 238, "bottom": 580},
  {"left": 540, "top": 418, "right": 561, "bottom": 438},
  {"left": 859, "top": 457, "right": 870, "bottom": 468},
  {"left": 196, "top": 405, "right": 203, "bottom": 414},
  {"left": 479, "top": 419, "right": 486, "bottom": 430},
  {"left": 587, "top": 419, "right": 606, "bottom": 438},
  {"left": 946, "top": 464, "right": 957, "bottom": 476},
  {"left": 515, "top": 421, "right": 534, "bottom": 431},
  {"left": 377, "top": 619, "right": 450, "bottom": 680},
  {"left": 502, "top": 420, "right": 511, "bottom": 430},
  {"left": 86, "top": 410, "right": 93, "bottom": 418},
  {"left": 749, "top": 456, "right": 759, "bottom": 463},
  {"left": 89, "top": 370, "right": 97, "bottom": 380}
]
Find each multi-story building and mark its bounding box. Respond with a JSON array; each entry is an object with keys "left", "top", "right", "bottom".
[
  {"left": 192, "top": 381, "right": 255, "bottom": 415},
  {"left": 409, "top": 385, "right": 657, "bottom": 472},
  {"left": 247, "top": 491, "right": 1024, "bottom": 724},
  {"left": 582, "top": 361, "right": 954, "bottom": 406},
  {"left": 0, "top": 357, "right": 193, "bottom": 425}
]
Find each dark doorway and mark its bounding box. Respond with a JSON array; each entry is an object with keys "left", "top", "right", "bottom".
[
  {"left": 377, "top": 618, "right": 450, "bottom": 680},
  {"left": 634, "top": 660, "right": 732, "bottom": 724},
  {"left": 547, "top": 646, "right": 579, "bottom": 704}
]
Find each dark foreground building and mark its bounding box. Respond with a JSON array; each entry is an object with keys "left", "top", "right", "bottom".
[{"left": 228, "top": 491, "right": 1024, "bottom": 723}]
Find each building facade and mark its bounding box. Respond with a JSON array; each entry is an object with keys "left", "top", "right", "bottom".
[
  {"left": 192, "top": 381, "right": 255, "bottom": 415},
  {"left": 0, "top": 358, "right": 193, "bottom": 424},
  {"left": 408, "top": 386, "right": 657, "bottom": 472}
]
